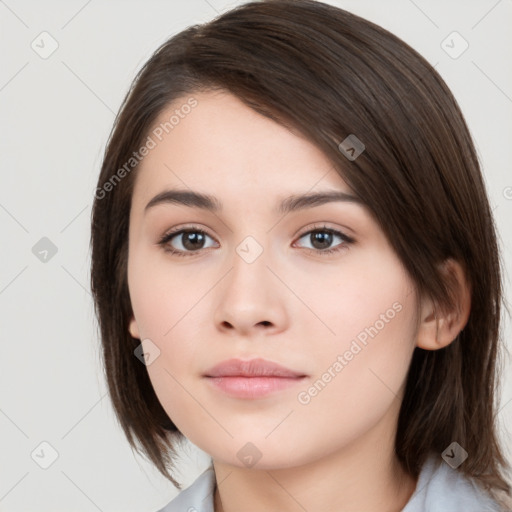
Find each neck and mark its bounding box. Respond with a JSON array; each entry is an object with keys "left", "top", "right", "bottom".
[{"left": 212, "top": 419, "right": 417, "bottom": 512}]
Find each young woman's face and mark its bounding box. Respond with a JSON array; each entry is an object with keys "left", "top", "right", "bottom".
[{"left": 127, "top": 90, "right": 420, "bottom": 470}]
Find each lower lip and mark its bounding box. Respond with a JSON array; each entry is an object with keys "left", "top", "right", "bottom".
[{"left": 205, "top": 376, "right": 306, "bottom": 399}]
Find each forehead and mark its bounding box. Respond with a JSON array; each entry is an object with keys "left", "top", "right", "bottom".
[{"left": 132, "top": 90, "right": 353, "bottom": 206}]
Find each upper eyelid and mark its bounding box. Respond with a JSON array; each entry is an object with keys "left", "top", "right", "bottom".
[{"left": 296, "top": 223, "right": 349, "bottom": 236}]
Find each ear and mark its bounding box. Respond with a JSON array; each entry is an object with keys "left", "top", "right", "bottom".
[
  {"left": 129, "top": 315, "right": 141, "bottom": 339},
  {"left": 416, "top": 259, "right": 471, "bottom": 350}
]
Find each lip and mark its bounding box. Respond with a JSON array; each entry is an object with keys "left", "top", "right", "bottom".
[
  {"left": 204, "top": 358, "right": 305, "bottom": 378},
  {"left": 204, "top": 358, "right": 307, "bottom": 399}
]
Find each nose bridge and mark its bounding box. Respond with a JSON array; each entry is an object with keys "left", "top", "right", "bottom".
[
  {"left": 227, "top": 232, "right": 270, "bottom": 298},
  {"left": 213, "top": 230, "right": 288, "bottom": 334},
  {"left": 235, "top": 234, "right": 266, "bottom": 267}
]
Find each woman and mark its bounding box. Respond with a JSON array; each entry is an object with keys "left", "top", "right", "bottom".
[{"left": 90, "top": 1, "right": 511, "bottom": 510}]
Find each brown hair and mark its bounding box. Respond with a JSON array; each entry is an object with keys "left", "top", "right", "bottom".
[{"left": 90, "top": 0, "right": 511, "bottom": 501}]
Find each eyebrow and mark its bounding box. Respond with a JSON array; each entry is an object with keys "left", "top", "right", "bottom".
[{"left": 144, "top": 188, "right": 363, "bottom": 215}]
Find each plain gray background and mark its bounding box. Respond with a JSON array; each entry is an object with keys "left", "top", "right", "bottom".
[{"left": 1, "top": 0, "right": 511, "bottom": 510}]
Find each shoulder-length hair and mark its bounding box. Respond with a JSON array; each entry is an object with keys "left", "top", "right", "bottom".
[{"left": 90, "top": 0, "right": 511, "bottom": 500}]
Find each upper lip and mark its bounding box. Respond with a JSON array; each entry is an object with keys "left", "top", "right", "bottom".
[{"left": 204, "top": 358, "right": 306, "bottom": 378}]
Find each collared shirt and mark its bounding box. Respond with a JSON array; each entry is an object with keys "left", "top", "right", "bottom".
[{"left": 157, "top": 454, "right": 502, "bottom": 512}]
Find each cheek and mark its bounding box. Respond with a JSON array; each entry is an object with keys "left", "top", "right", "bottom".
[
  {"left": 127, "top": 246, "right": 206, "bottom": 339},
  {"left": 321, "top": 293, "right": 417, "bottom": 404},
  {"left": 301, "top": 275, "right": 416, "bottom": 383},
  {"left": 289, "top": 254, "right": 418, "bottom": 422},
  {"left": 127, "top": 251, "right": 209, "bottom": 424},
  {"left": 275, "top": 288, "right": 417, "bottom": 465},
  {"left": 287, "top": 248, "right": 416, "bottom": 353}
]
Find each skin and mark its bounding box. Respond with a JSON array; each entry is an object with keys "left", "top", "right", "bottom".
[{"left": 127, "top": 90, "right": 470, "bottom": 512}]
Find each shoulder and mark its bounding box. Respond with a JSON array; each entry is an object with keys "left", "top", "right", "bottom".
[
  {"left": 156, "top": 466, "right": 216, "bottom": 512},
  {"left": 402, "top": 454, "right": 503, "bottom": 512}
]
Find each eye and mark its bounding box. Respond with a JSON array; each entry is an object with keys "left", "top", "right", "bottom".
[
  {"left": 158, "top": 223, "right": 354, "bottom": 258},
  {"left": 158, "top": 226, "right": 218, "bottom": 256},
  {"left": 294, "top": 225, "right": 354, "bottom": 255}
]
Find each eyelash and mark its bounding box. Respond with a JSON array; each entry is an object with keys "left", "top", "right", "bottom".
[{"left": 157, "top": 223, "right": 355, "bottom": 258}]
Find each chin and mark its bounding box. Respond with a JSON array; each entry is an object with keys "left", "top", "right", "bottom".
[{"left": 203, "top": 436, "right": 324, "bottom": 472}]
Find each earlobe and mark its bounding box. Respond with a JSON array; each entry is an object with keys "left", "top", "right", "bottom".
[
  {"left": 416, "top": 259, "right": 471, "bottom": 350},
  {"left": 129, "top": 316, "right": 140, "bottom": 339}
]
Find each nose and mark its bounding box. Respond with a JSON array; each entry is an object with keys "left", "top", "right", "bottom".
[{"left": 213, "top": 241, "right": 289, "bottom": 337}]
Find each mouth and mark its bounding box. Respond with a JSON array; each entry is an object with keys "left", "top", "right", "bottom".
[{"left": 203, "top": 358, "right": 307, "bottom": 399}]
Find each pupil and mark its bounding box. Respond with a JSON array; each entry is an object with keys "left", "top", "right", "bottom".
[
  {"left": 183, "top": 232, "right": 204, "bottom": 250},
  {"left": 312, "top": 231, "right": 332, "bottom": 249}
]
